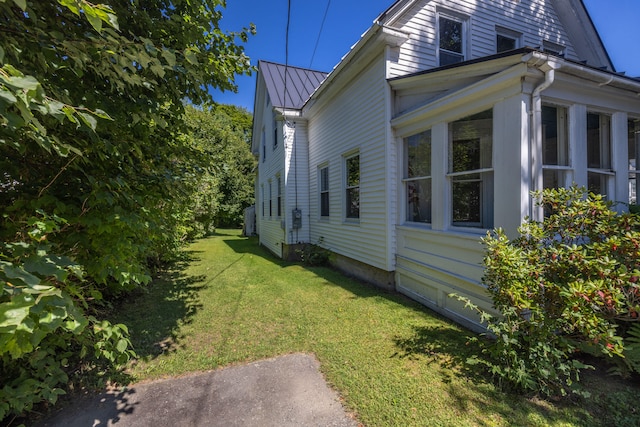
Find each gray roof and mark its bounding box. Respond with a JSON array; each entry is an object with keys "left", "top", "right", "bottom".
[{"left": 259, "top": 60, "right": 327, "bottom": 110}]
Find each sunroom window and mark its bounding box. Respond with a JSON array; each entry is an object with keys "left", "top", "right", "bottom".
[
  {"left": 319, "top": 166, "right": 330, "bottom": 217},
  {"left": 404, "top": 130, "right": 432, "bottom": 224},
  {"left": 439, "top": 15, "right": 465, "bottom": 66},
  {"left": 629, "top": 119, "right": 640, "bottom": 205},
  {"left": 448, "top": 109, "right": 493, "bottom": 229},
  {"left": 586, "top": 112, "right": 613, "bottom": 198},
  {"left": 542, "top": 105, "right": 571, "bottom": 190}
]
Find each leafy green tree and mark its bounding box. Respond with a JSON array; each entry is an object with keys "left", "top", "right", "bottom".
[
  {"left": 0, "top": 0, "right": 253, "bottom": 420},
  {"left": 182, "top": 104, "right": 255, "bottom": 235}
]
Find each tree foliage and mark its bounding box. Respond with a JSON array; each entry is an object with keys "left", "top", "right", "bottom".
[
  {"left": 182, "top": 104, "right": 255, "bottom": 236},
  {"left": 0, "top": 0, "right": 253, "bottom": 421},
  {"left": 456, "top": 187, "right": 640, "bottom": 397}
]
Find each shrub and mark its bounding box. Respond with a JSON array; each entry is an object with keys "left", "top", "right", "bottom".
[
  {"left": 457, "top": 187, "right": 640, "bottom": 397},
  {"left": 296, "top": 239, "right": 331, "bottom": 266}
]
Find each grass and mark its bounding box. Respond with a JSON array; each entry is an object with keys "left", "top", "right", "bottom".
[{"left": 110, "top": 229, "right": 638, "bottom": 426}]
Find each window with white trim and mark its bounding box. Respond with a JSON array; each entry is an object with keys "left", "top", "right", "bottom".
[
  {"left": 344, "top": 154, "right": 360, "bottom": 219},
  {"left": 404, "top": 130, "right": 432, "bottom": 224},
  {"left": 276, "top": 175, "right": 282, "bottom": 217},
  {"left": 542, "top": 105, "right": 571, "bottom": 190},
  {"left": 273, "top": 115, "right": 279, "bottom": 149},
  {"left": 268, "top": 180, "right": 273, "bottom": 217},
  {"left": 448, "top": 109, "right": 493, "bottom": 228},
  {"left": 438, "top": 14, "right": 465, "bottom": 66},
  {"left": 261, "top": 127, "right": 266, "bottom": 162},
  {"left": 496, "top": 27, "right": 521, "bottom": 53},
  {"left": 319, "top": 166, "right": 329, "bottom": 217},
  {"left": 261, "top": 184, "right": 265, "bottom": 217},
  {"left": 587, "top": 112, "right": 613, "bottom": 198},
  {"left": 629, "top": 119, "right": 639, "bottom": 205}
]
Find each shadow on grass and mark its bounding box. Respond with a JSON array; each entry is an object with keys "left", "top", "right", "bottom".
[{"left": 110, "top": 251, "right": 207, "bottom": 362}]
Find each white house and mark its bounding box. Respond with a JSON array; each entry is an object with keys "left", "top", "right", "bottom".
[{"left": 251, "top": 0, "right": 640, "bottom": 331}]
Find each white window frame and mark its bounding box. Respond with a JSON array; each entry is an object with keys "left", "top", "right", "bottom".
[
  {"left": 437, "top": 12, "right": 467, "bottom": 67},
  {"left": 447, "top": 109, "right": 494, "bottom": 230},
  {"left": 542, "top": 104, "right": 573, "bottom": 190},
  {"left": 344, "top": 152, "right": 360, "bottom": 221},
  {"left": 628, "top": 118, "right": 639, "bottom": 205},
  {"left": 495, "top": 26, "right": 522, "bottom": 53},
  {"left": 268, "top": 179, "right": 273, "bottom": 217},
  {"left": 403, "top": 130, "right": 432, "bottom": 225},
  {"left": 319, "top": 165, "right": 330, "bottom": 218},
  {"left": 586, "top": 112, "right": 614, "bottom": 198},
  {"left": 276, "top": 175, "right": 282, "bottom": 217}
]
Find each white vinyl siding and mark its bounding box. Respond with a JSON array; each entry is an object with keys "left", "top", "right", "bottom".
[
  {"left": 308, "top": 56, "right": 391, "bottom": 271},
  {"left": 387, "top": 0, "right": 578, "bottom": 78}
]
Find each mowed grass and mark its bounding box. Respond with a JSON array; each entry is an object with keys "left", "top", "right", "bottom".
[{"left": 111, "top": 230, "right": 633, "bottom": 426}]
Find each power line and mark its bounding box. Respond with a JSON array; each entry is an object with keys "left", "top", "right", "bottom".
[{"left": 309, "top": 0, "right": 332, "bottom": 69}]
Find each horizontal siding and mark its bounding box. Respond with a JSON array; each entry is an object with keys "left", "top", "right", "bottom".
[
  {"left": 308, "top": 56, "right": 391, "bottom": 270},
  {"left": 395, "top": 226, "right": 496, "bottom": 331},
  {"left": 284, "top": 121, "right": 310, "bottom": 244},
  {"left": 255, "top": 93, "right": 286, "bottom": 256},
  {"left": 388, "top": 0, "right": 578, "bottom": 78}
]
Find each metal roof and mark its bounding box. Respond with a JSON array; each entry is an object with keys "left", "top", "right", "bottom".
[{"left": 258, "top": 60, "right": 327, "bottom": 110}]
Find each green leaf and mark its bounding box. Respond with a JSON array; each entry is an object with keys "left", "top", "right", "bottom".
[
  {"left": 12, "top": 0, "right": 26, "bottom": 11},
  {"left": 58, "top": 0, "right": 80, "bottom": 15},
  {"left": 2, "top": 262, "right": 41, "bottom": 287},
  {"left": 83, "top": 5, "right": 103, "bottom": 33},
  {"left": 0, "top": 88, "right": 17, "bottom": 104},
  {"left": 0, "top": 293, "right": 34, "bottom": 331}
]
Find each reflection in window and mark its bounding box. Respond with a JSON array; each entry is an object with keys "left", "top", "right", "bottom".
[
  {"left": 439, "top": 16, "right": 464, "bottom": 66},
  {"left": 345, "top": 154, "right": 360, "bottom": 219},
  {"left": 320, "top": 166, "right": 329, "bottom": 217},
  {"left": 587, "top": 112, "right": 612, "bottom": 197},
  {"left": 405, "top": 130, "right": 432, "bottom": 223},
  {"left": 542, "top": 105, "right": 571, "bottom": 190},
  {"left": 448, "top": 110, "right": 493, "bottom": 228},
  {"left": 629, "top": 119, "right": 640, "bottom": 205}
]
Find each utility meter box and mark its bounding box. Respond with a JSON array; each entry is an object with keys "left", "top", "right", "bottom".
[{"left": 292, "top": 209, "right": 302, "bottom": 229}]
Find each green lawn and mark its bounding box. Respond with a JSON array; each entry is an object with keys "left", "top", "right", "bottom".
[{"left": 111, "top": 229, "right": 636, "bottom": 426}]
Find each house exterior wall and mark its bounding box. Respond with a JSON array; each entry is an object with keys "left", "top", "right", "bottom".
[
  {"left": 307, "top": 55, "right": 394, "bottom": 273},
  {"left": 255, "top": 97, "right": 286, "bottom": 258},
  {"left": 387, "top": 0, "right": 578, "bottom": 78},
  {"left": 283, "top": 120, "right": 310, "bottom": 246}
]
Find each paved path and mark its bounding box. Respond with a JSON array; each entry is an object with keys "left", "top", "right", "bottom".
[{"left": 36, "top": 353, "right": 359, "bottom": 427}]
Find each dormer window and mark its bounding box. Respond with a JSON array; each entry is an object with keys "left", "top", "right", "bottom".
[
  {"left": 438, "top": 14, "right": 466, "bottom": 66},
  {"left": 496, "top": 27, "right": 521, "bottom": 53}
]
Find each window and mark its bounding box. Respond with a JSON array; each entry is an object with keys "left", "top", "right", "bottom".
[
  {"left": 261, "top": 127, "right": 266, "bottom": 162},
  {"left": 496, "top": 27, "right": 521, "bottom": 53},
  {"left": 345, "top": 154, "right": 360, "bottom": 219},
  {"left": 542, "top": 105, "right": 571, "bottom": 190},
  {"left": 448, "top": 109, "right": 493, "bottom": 228},
  {"left": 543, "top": 40, "right": 565, "bottom": 56},
  {"left": 268, "top": 180, "right": 273, "bottom": 217},
  {"left": 273, "top": 117, "right": 278, "bottom": 149},
  {"left": 319, "top": 166, "right": 330, "bottom": 217},
  {"left": 587, "top": 112, "right": 613, "bottom": 197},
  {"left": 277, "top": 176, "right": 282, "bottom": 217},
  {"left": 629, "top": 119, "right": 639, "bottom": 205},
  {"left": 438, "top": 15, "right": 465, "bottom": 66},
  {"left": 404, "top": 130, "right": 432, "bottom": 224}
]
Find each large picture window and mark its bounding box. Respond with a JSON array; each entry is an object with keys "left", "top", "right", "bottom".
[
  {"left": 345, "top": 154, "right": 360, "bottom": 219},
  {"left": 404, "top": 130, "right": 432, "bottom": 223},
  {"left": 587, "top": 112, "right": 613, "bottom": 197},
  {"left": 542, "top": 105, "right": 571, "bottom": 190},
  {"left": 319, "top": 166, "right": 330, "bottom": 217},
  {"left": 629, "top": 119, "right": 640, "bottom": 205},
  {"left": 438, "top": 15, "right": 465, "bottom": 66},
  {"left": 448, "top": 109, "right": 493, "bottom": 228}
]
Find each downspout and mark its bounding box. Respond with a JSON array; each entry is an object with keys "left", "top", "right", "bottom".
[{"left": 530, "top": 57, "right": 559, "bottom": 220}]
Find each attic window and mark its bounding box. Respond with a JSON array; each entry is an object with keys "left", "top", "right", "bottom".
[
  {"left": 438, "top": 14, "right": 465, "bottom": 66},
  {"left": 543, "top": 40, "right": 565, "bottom": 56},
  {"left": 496, "top": 27, "right": 521, "bottom": 53}
]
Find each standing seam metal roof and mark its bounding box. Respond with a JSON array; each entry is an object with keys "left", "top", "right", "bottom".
[{"left": 259, "top": 60, "right": 328, "bottom": 110}]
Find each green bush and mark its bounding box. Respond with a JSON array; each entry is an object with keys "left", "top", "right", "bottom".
[{"left": 457, "top": 187, "right": 640, "bottom": 397}]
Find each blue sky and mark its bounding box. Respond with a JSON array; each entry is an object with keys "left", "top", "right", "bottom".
[{"left": 212, "top": 0, "right": 640, "bottom": 111}]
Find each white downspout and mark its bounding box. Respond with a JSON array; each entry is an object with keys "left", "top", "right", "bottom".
[{"left": 530, "top": 58, "right": 560, "bottom": 220}]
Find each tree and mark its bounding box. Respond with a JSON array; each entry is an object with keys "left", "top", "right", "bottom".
[
  {"left": 182, "top": 104, "right": 255, "bottom": 235},
  {"left": 0, "top": 0, "right": 253, "bottom": 420}
]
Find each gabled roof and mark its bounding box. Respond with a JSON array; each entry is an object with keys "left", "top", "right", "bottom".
[{"left": 258, "top": 60, "right": 327, "bottom": 110}]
